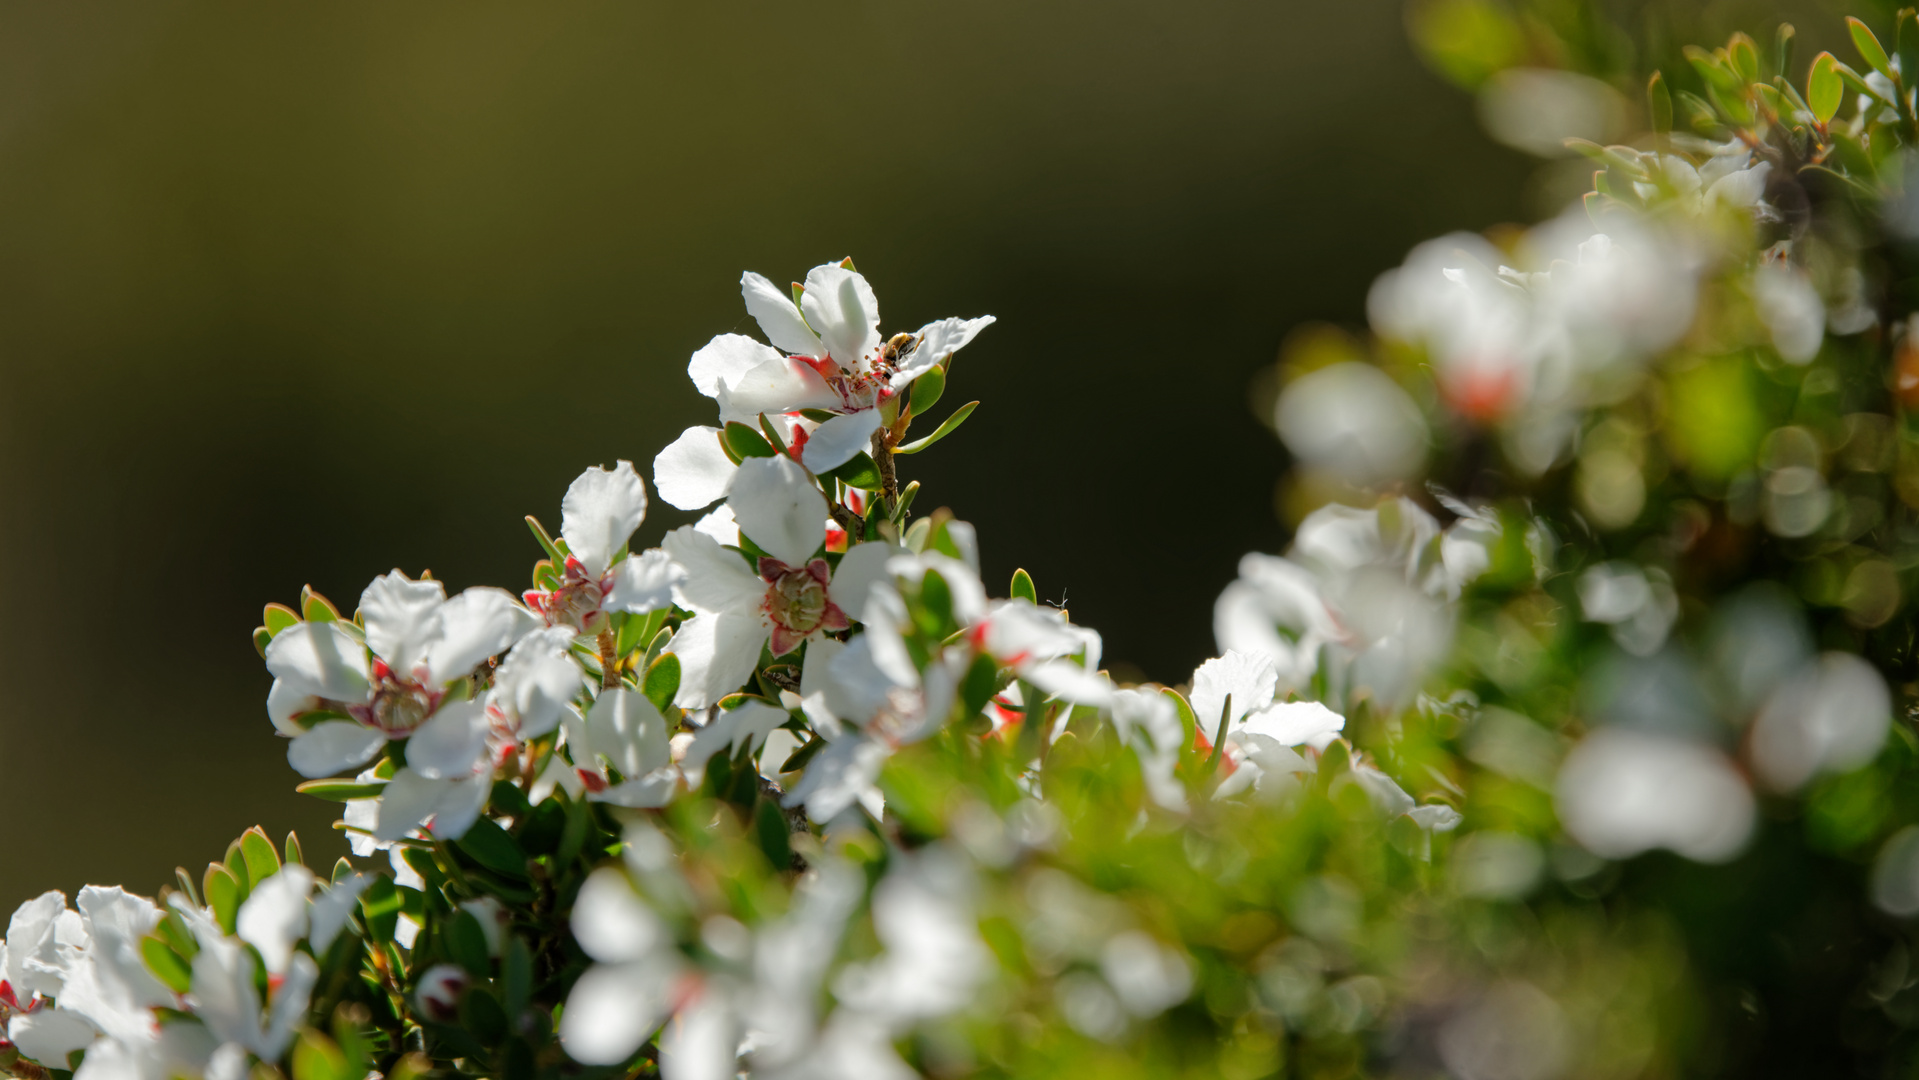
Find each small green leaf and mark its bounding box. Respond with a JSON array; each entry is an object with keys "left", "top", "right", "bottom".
[
  {"left": 556, "top": 794, "right": 592, "bottom": 868},
  {"left": 961, "top": 653, "right": 1001, "bottom": 717},
  {"left": 1810, "top": 51, "right": 1844, "bottom": 123},
  {"left": 490, "top": 779, "right": 533, "bottom": 819},
  {"left": 617, "top": 607, "right": 666, "bottom": 659},
  {"left": 724, "top": 421, "right": 776, "bottom": 459},
  {"left": 301, "top": 586, "right": 342, "bottom": 624},
  {"left": 459, "top": 987, "right": 509, "bottom": 1047},
  {"left": 140, "top": 935, "right": 193, "bottom": 994},
  {"left": 358, "top": 876, "right": 401, "bottom": 944},
  {"left": 331, "top": 857, "right": 354, "bottom": 884},
  {"left": 908, "top": 366, "right": 946, "bottom": 417},
  {"left": 224, "top": 840, "right": 250, "bottom": 891},
  {"left": 1010, "top": 568, "right": 1037, "bottom": 604},
  {"left": 503, "top": 935, "right": 533, "bottom": 1019},
  {"left": 1647, "top": 71, "right": 1672, "bottom": 134},
  {"left": 252, "top": 627, "right": 272, "bottom": 658},
  {"left": 524, "top": 515, "right": 564, "bottom": 563},
  {"left": 779, "top": 735, "right": 827, "bottom": 773},
  {"left": 1777, "top": 23, "right": 1798, "bottom": 85},
  {"left": 755, "top": 797, "right": 792, "bottom": 868},
  {"left": 446, "top": 910, "right": 492, "bottom": 977},
  {"left": 894, "top": 480, "right": 920, "bottom": 522},
  {"left": 240, "top": 826, "right": 281, "bottom": 884},
  {"left": 758, "top": 413, "right": 789, "bottom": 456},
  {"left": 1727, "top": 32, "right": 1760, "bottom": 83},
  {"left": 798, "top": 408, "right": 838, "bottom": 423},
  {"left": 824, "top": 452, "right": 884, "bottom": 490},
  {"left": 454, "top": 818, "right": 529, "bottom": 880},
  {"left": 296, "top": 778, "right": 387, "bottom": 802},
  {"left": 292, "top": 1029, "right": 350, "bottom": 1080},
  {"left": 1850, "top": 16, "right": 1894, "bottom": 79},
  {"left": 284, "top": 831, "right": 304, "bottom": 868},
  {"left": 643, "top": 652, "right": 681, "bottom": 714},
  {"left": 717, "top": 426, "right": 743, "bottom": 465},
  {"left": 519, "top": 799, "right": 567, "bottom": 856},
  {"left": 894, "top": 401, "right": 978, "bottom": 455},
  {"left": 263, "top": 603, "right": 300, "bottom": 638},
  {"left": 204, "top": 864, "right": 242, "bottom": 936},
  {"left": 174, "top": 867, "right": 201, "bottom": 907}
]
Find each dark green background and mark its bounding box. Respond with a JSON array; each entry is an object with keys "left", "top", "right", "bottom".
[{"left": 0, "top": 2, "right": 1530, "bottom": 908}]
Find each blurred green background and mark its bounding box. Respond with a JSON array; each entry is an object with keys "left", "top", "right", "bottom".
[{"left": 0, "top": 1, "right": 1534, "bottom": 908}]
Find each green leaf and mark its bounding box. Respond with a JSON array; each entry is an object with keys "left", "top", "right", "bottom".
[
  {"left": 296, "top": 778, "right": 387, "bottom": 802},
  {"left": 908, "top": 366, "right": 946, "bottom": 417},
  {"left": 724, "top": 421, "right": 776, "bottom": 459},
  {"left": 799, "top": 407, "right": 838, "bottom": 423},
  {"left": 824, "top": 452, "right": 884, "bottom": 490},
  {"left": 643, "top": 652, "right": 681, "bottom": 714},
  {"left": 617, "top": 607, "right": 666, "bottom": 659},
  {"left": 1727, "top": 32, "right": 1760, "bottom": 84},
  {"left": 140, "top": 935, "right": 193, "bottom": 993},
  {"left": 458, "top": 987, "right": 509, "bottom": 1047},
  {"left": 1405, "top": 0, "right": 1524, "bottom": 88},
  {"left": 556, "top": 795, "right": 593, "bottom": 868},
  {"left": 240, "top": 826, "right": 281, "bottom": 884},
  {"left": 757, "top": 412, "right": 789, "bottom": 456},
  {"left": 174, "top": 867, "right": 201, "bottom": 907},
  {"left": 1810, "top": 51, "right": 1844, "bottom": 123},
  {"left": 755, "top": 797, "right": 792, "bottom": 868},
  {"left": 524, "top": 515, "right": 564, "bottom": 564},
  {"left": 490, "top": 779, "right": 532, "bottom": 819},
  {"left": 1647, "top": 71, "right": 1672, "bottom": 134},
  {"left": 503, "top": 936, "right": 533, "bottom": 1019},
  {"left": 284, "top": 831, "right": 304, "bottom": 868},
  {"left": 203, "top": 864, "right": 243, "bottom": 936},
  {"left": 1850, "top": 16, "right": 1894, "bottom": 79},
  {"left": 717, "top": 426, "right": 744, "bottom": 465},
  {"left": 454, "top": 818, "right": 529, "bottom": 880},
  {"left": 894, "top": 480, "right": 920, "bottom": 522},
  {"left": 1010, "top": 568, "right": 1037, "bottom": 604},
  {"left": 518, "top": 799, "right": 567, "bottom": 856},
  {"left": 779, "top": 735, "right": 827, "bottom": 773},
  {"left": 292, "top": 1030, "right": 350, "bottom": 1080},
  {"left": 894, "top": 401, "right": 978, "bottom": 454},
  {"left": 960, "top": 653, "right": 1001, "bottom": 718},
  {"left": 358, "top": 877, "right": 401, "bottom": 944},
  {"left": 252, "top": 627, "right": 272, "bottom": 658},
  {"left": 301, "top": 586, "right": 342, "bottom": 624},
  {"left": 446, "top": 910, "right": 492, "bottom": 977},
  {"left": 263, "top": 603, "right": 300, "bottom": 638},
  {"left": 224, "top": 840, "right": 250, "bottom": 891},
  {"left": 1777, "top": 23, "right": 1798, "bottom": 85}
]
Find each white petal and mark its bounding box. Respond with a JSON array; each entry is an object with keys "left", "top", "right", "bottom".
[
  {"left": 359, "top": 572, "right": 446, "bottom": 677},
  {"left": 660, "top": 991, "right": 739, "bottom": 1080},
  {"left": 235, "top": 865, "right": 314, "bottom": 976},
  {"left": 784, "top": 736, "right": 890, "bottom": 823},
  {"left": 267, "top": 679, "right": 320, "bottom": 737},
  {"left": 562, "top": 461, "right": 649, "bottom": 578},
  {"left": 1349, "top": 765, "right": 1416, "bottom": 817},
  {"left": 715, "top": 357, "right": 842, "bottom": 425},
  {"left": 669, "top": 611, "right": 771, "bottom": 711},
  {"left": 681, "top": 701, "right": 788, "bottom": 788},
  {"left": 424, "top": 775, "right": 491, "bottom": 840},
  {"left": 425, "top": 587, "right": 538, "bottom": 686},
  {"left": 1406, "top": 804, "right": 1463, "bottom": 831},
  {"left": 309, "top": 874, "right": 371, "bottom": 955},
  {"left": 800, "top": 263, "right": 880, "bottom": 367},
  {"left": 264, "top": 622, "right": 371, "bottom": 703},
  {"left": 741, "top": 271, "right": 822, "bottom": 357},
  {"left": 8, "top": 1008, "right": 99, "bottom": 1066},
  {"left": 592, "top": 768, "right": 682, "bottom": 808},
  {"left": 827, "top": 542, "right": 897, "bottom": 626},
  {"left": 288, "top": 721, "right": 386, "bottom": 779},
  {"left": 1024, "top": 660, "right": 1114, "bottom": 707},
  {"left": 799, "top": 410, "right": 883, "bottom": 474},
  {"left": 653, "top": 426, "right": 738, "bottom": 512},
  {"left": 663, "top": 526, "right": 765, "bottom": 614},
  {"left": 890, "top": 314, "right": 996, "bottom": 387},
  {"left": 693, "top": 505, "right": 739, "bottom": 545},
  {"left": 573, "top": 868, "right": 666, "bottom": 962},
  {"left": 373, "top": 769, "right": 451, "bottom": 842},
  {"left": 727, "top": 456, "right": 827, "bottom": 569},
  {"left": 1190, "top": 651, "right": 1278, "bottom": 743},
  {"left": 607, "top": 548, "right": 683, "bottom": 615},
  {"left": 1239, "top": 700, "right": 1345, "bottom": 750},
  {"left": 261, "top": 953, "right": 318, "bottom": 1059},
  {"left": 687, "top": 333, "right": 783, "bottom": 398},
  {"left": 560, "top": 956, "right": 679, "bottom": 1065},
  {"left": 406, "top": 700, "right": 489, "bottom": 780},
  {"left": 587, "top": 688, "right": 670, "bottom": 779},
  {"left": 189, "top": 936, "right": 264, "bottom": 1055},
  {"left": 492, "top": 627, "right": 584, "bottom": 738}
]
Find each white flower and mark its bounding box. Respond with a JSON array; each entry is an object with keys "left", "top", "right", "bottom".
[
  {"left": 1556, "top": 727, "right": 1755, "bottom": 863},
  {"left": 663, "top": 456, "right": 896, "bottom": 709},
  {"left": 264, "top": 571, "right": 539, "bottom": 780},
  {"left": 524, "top": 462, "right": 679, "bottom": 633},
  {"left": 1752, "top": 262, "right": 1825, "bottom": 363}
]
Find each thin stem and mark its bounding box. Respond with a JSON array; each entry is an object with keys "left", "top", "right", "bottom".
[{"left": 871, "top": 427, "right": 899, "bottom": 517}]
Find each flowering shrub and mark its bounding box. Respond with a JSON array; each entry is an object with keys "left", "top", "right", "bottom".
[{"left": 13, "top": 6, "right": 1919, "bottom": 1078}]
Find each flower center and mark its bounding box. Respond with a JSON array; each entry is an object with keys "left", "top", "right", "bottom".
[
  {"left": 368, "top": 682, "right": 438, "bottom": 736},
  {"left": 766, "top": 569, "right": 828, "bottom": 635},
  {"left": 526, "top": 556, "right": 609, "bottom": 632}
]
